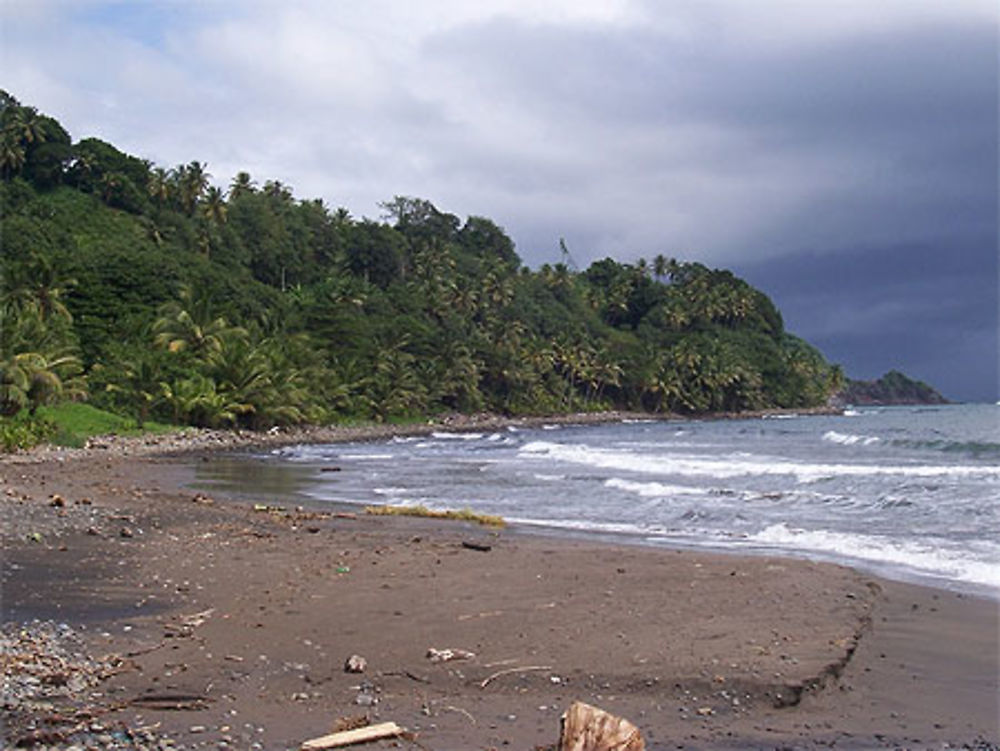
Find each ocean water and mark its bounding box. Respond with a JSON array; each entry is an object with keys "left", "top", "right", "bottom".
[{"left": 195, "top": 405, "right": 1000, "bottom": 598}]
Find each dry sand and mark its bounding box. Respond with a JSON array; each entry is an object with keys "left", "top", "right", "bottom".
[{"left": 2, "top": 425, "right": 998, "bottom": 750}]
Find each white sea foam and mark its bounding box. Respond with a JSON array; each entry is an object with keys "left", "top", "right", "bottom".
[
  {"left": 518, "top": 441, "right": 1000, "bottom": 482},
  {"left": 749, "top": 523, "right": 1000, "bottom": 590},
  {"left": 272, "top": 445, "right": 338, "bottom": 461},
  {"left": 431, "top": 432, "right": 484, "bottom": 440},
  {"left": 823, "top": 430, "right": 880, "bottom": 446},
  {"left": 509, "top": 516, "right": 664, "bottom": 537},
  {"left": 533, "top": 473, "right": 566, "bottom": 481},
  {"left": 341, "top": 453, "right": 395, "bottom": 460},
  {"left": 373, "top": 487, "right": 409, "bottom": 496},
  {"left": 605, "top": 478, "right": 705, "bottom": 497}
]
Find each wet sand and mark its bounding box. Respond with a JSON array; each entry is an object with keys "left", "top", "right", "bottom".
[{"left": 2, "top": 431, "right": 998, "bottom": 750}]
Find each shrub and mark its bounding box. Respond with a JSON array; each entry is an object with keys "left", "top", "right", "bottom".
[{"left": 0, "top": 414, "right": 56, "bottom": 452}]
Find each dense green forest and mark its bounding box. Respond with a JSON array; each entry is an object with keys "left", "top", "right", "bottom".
[{"left": 0, "top": 91, "right": 843, "bottom": 441}]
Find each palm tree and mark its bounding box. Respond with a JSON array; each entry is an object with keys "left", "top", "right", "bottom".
[
  {"left": 204, "top": 335, "right": 273, "bottom": 427},
  {"left": 202, "top": 185, "right": 227, "bottom": 226},
  {"left": 263, "top": 179, "right": 293, "bottom": 203},
  {"left": 0, "top": 129, "right": 26, "bottom": 177},
  {"left": 228, "top": 171, "right": 256, "bottom": 199},
  {"left": 176, "top": 161, "right": 209, "bottom": 215},
  {"left": 3, "top": 253, "right": 77, "bottom": 322},
  {"left": 365, "top": 339, "right": 428, "bottom": 421},
  {"left": 100, "top": 349, "right": 167, "bottom": 428},
  {"left": 0, "top": 351, "right": 81, "bottom": 415},
  {"left": 153, "top": 286, "right": 243, "bottom": 358},
  {"left": 160, "top": 374, "right": 248, "bottom": 428},
  {"left": 147, "top": 166, "right": 171, "bottom": 206},
  {"left": 479, "top": 268, "right": 514, "bottom": 311},
  {"left": 6, "top": 107, "right": 46, "bottom": 145},
  {"left": 0, "top": 302, "right": 84, "bottom": 416},
  {"left": 653, "top": 254, "right": 668, "bottom": 282},
  {"left": 593, "top": 350, "right": 623, "bottom": 403},
  {"left": 98, "top": 172, "right": 122, "bottom": 203},
  {"left": 433, "top": 341, "right": 484, "bottom": 412}
]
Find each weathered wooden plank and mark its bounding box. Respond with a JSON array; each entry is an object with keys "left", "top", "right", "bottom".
[{"left": 300, "top": 721, "right": 404, "bottom": 750}]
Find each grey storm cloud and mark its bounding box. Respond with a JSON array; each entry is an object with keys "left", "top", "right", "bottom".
[
  {"left": 736, "top": 238, "right": 998, "bottom": 402},
  {"left": 422, "top": 13, "right": 996, "bottom": 259}
]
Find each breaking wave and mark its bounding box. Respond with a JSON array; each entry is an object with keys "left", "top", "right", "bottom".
[
  {"left": 822, "top": 430, "right": 880, "bottom": 446},
  {"left": 749, "top": 524, "right": 1000, "bottom": 590},
  {"left": 518, "top": 440, "right": 1000, "bottom": 482},
  {"left": 604, "top": 478, "right": 706, "bottom": 497}
]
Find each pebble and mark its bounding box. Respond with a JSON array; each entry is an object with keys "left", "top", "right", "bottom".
[
  {"left": 0, "top": 620, "right": 196, "bottom": 750},
  {"left": 344, "top": 653, "right": 367, "bottom": 673}
]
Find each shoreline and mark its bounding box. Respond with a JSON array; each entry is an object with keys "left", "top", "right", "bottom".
[
  {"left": 3, "top": 414, "right": 998, "bottom": 750},
  {"left": 4, "top": 405, "right": 842, "bottom": 463}
]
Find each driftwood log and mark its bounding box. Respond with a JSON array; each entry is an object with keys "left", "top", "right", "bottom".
[
  {"left": 300, "top": 721, "right": 404, "bottom": 750},
  {"left": 559, "top": 701, "right": 644, "bottom": 751}
]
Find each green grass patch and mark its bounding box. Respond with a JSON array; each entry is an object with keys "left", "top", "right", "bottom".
[
  {"left": 34, "top": 402, "right": 177, "bottom": 448},
  {"left": 365, "top": 504, "right": 506, "bottom": 528}
]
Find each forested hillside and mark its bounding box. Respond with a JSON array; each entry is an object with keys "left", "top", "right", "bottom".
[
  {"left": 1, "top": 91, "right": 843, "bottom": 437},
  {"left": 836, "top": 371, "right": 948, "bottom": 406}
]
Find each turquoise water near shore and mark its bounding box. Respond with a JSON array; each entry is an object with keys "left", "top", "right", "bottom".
[{"left": 195, "top": 404, "right": 1000, "bottom": 598}]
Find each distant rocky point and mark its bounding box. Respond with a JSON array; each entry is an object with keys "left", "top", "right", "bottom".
[{"left": 834, "top": 370, "right": 949, "bottom": 406}]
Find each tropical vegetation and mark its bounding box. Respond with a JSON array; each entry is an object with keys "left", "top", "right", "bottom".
[{"left": 0, "top": 91, "right": 844, "bottom": 449}]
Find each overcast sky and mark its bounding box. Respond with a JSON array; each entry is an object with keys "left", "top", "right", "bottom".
[{"left": 2, "top": 0, "right": 997, "bottom": 401}]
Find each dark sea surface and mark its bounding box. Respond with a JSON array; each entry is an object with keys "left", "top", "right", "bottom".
[{"left": 194, "top": 404, "right": 1000, "bottom": 598}]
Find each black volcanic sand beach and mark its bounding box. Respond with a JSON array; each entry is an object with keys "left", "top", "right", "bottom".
[{"left": 2, "top": 424, "right": 998, "bottom": 750}]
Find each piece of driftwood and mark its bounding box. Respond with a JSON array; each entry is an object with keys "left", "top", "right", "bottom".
[
  {"left": 427, "top": 647, "right": 476, "bottom": 663},
  {"left": 457, "top": 609, "right": 504, "bottom": 621},
  {"left": 443, "top": 705, "right": 476, "bottom": 725},
  {"left": 179, "top": 608, "right": 215, "bottom": 627},
  {"left": 558, "top": 702, "right": 644, "bottom": 751},
  {"left": 461, "top": 540, "right": 492, "bottom": 552},
  {"left": 300, "top": 721, "right": 404, "bottom": 750},
  {"left": 479, "top": 664, "right": 552, "bottom": 688},
  {"left": 129, "top": 694, "right": 214, "bottom": 711},
  {"left": 124, "top": 641, "right": 167, "bottom": 657},
  {"left": 383, "top": 669, "right": 430, "bottom": 683}
]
